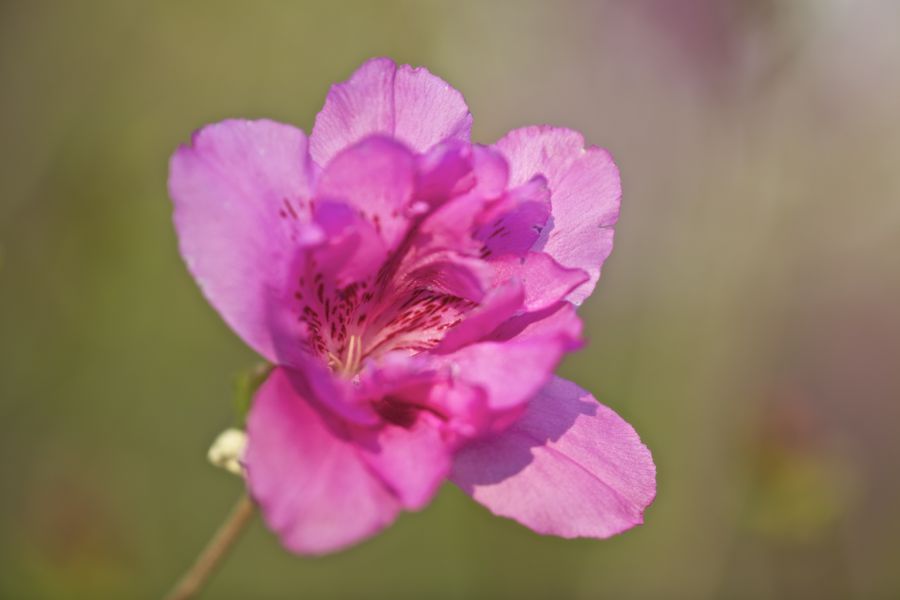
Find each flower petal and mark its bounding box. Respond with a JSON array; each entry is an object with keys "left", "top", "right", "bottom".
[
  {"left": 354, "top": 413, "right": 452, "bottom": 510},
  {"left": 416, "top": 140, "right": 476, "bottom": 205},
  {"left": 451, "top": 376, "right": 656, "bottom": 539},
  {"left": 169, "top": 119, "right": 316, "bottom": 363},
  {"left": 490, "top": 301, "right": 583, "bottom": 347},
  {"left": 311, "top": 58, "right": 472, "bottom": 166},
  {"left": 437, "top": 332, "right": 575, "bottom": 424},
  {"left": 359, "top": 353, "right": 490, "bottom": 441},
  {"left": 476, "top": 176, "right": 551, "bottom": 258},
  {"left": 245, "top": 367, "right": 400, "bottom": 555},
  {"left": 412, "top": 145, "right": 510, "bottom": 257},
  {"left": 435, "top": 279, "right": 525, "bottom": 353},
  {"left": 403, "top": 251, "right": 494, "bottom": 303},
  {"left": 296, "top": 357, "right": 380, "bottom": 425},
  {"left": 493, "top": 126, "right": 621, "bottom": 305},
  {"left": 310, "top": 199, "right": 389, "bottom": 287},
  {"left": 316, "top": 135, "right": 417, "bottom": 250},
  {"left": 490, "top": 252, "right": 589, "bottom": 312}
]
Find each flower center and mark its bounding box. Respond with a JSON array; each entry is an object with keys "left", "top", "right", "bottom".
[
  {"left": 296, "top": 271, "right": 477, "bottom": 377},
  {"left": 330, "top": 333, "right": 363, "bottom": 376}
]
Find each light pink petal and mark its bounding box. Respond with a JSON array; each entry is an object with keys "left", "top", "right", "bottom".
[
  {"left": 316, "top": 135, "right": 416, "bottom": 250},
  {"left": 311, "top": 58, "right": 472, "bottom": 166},
  {"left": 493, "top": 127, "right": 621, "bottom": 305},
  {"left": 451, "top": 376, "right": 656, "bottom": 539},
  {"left": 245, "top": 368, "right": 400, "bottom": 555},
  {"left": 169, "top": 119, "right": 315, "bottom": 363},
  {"left": 490, "top": 252, "right": 589, "bottom": 312}
]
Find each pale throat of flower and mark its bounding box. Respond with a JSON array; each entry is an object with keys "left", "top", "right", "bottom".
[
  {"left": 329, "top": 333, "right": 364, "bottom": 376},
  {"left": 301, "top": 269, "right": 476, "bottom": 379}
]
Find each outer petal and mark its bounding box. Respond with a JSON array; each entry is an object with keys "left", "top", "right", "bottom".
[
  {"left": 311, "top": 58, "right": 472, "bottom": 166},
  {"left": 493, "top": 127, "right": 621, "bottom": 305},
  {"left": 169, "top": 119, "right": 316, "bottom": 362},
  {"left": 451, "top": 376, "right": 656, "bottom": 539},
  {"left": 245, "top": 368, "right": 400, "bottom": 555}
]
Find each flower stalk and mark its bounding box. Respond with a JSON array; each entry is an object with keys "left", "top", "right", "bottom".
[{"left": 164, "top": 494, "right": 255, "bottom": 600}]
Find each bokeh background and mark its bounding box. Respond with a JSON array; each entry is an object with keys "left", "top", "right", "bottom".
[{"left": 2, "top": 1, "right": 899, "bottom": 598}]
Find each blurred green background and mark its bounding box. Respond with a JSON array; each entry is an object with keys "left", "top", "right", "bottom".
[{"left": 2, "top": 1, "right": 899, "bottom": 598}]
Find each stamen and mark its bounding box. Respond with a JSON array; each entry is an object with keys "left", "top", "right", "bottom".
[{"left": 341, "top": 334, "right": 363, "bottom": 376}]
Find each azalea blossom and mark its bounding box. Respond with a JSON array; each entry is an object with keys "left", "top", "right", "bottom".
[{"left": 168, "top": 58, "right": 655, "bottom": 555}]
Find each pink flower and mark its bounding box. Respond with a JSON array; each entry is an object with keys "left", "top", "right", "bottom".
[{"left": 168, "top": 58, "right": 655, "bottom": 555}]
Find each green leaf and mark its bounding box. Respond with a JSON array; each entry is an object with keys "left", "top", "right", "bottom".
[{"left": 233, "top": 362, "right": 273, "bottom": 426}]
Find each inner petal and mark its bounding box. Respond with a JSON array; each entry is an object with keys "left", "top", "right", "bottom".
[{"left": 290, "top": 142, "right": 542, "bottom": 376}]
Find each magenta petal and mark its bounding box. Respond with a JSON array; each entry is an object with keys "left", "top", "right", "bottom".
[
  {"left": 404, "top": 251, "right": 494, "bottom": 304},
  {"left": 439, "top": 335, "right": 569, "bottom": 416},
  {"left": 355, "top": 414, "right": 452, "bottom": 510},
  {"left": 316, "top": 136, "right": 416, "bottom": 249},
  {"left": 490, "top": 301, "right": 583, "bottom": 348},
  {"left": 476, "top": 176, "right": 551, "bottom": 257},
  {"left": 296, "top": 358, "right": 380, "bottom": 426},
  {"left": 413, "top": 146, "right": 510, "bottom": 256},
  {"left": 493, "top": 127, "right": 621, "bottom": 305},
  {"left": 358, "top": 354, "right": 490, "bottom": 442},
  {"left": 451, "top": 376, "right": 655, "bottom": 539},
  {"left": 469, "top": 145, "right": 510, "bottom": 199},
  {"left": 416, "top": 140, "right": 476, "bottom": 204},
  {"left": 311, "top": 58, "right": 472, "bottom": 166},
  {"left": 245, "top": 368, "right": 400, "bottom": 555},
  {"left": 490, "top": 252, "right": 589, "bottom": 312},
  {"left": 311, "top": 200, "right": 388, "bottom": 287},
  {"left": 415, "top": 196, "right": 487, "bottom": 257},
  {"left": 352, "top": 357, "right": 456, "bottom": 509},
  {"left": 435, "top": 280, "right": 524, "bottom": 353},
  {"left": 169, "top": 119, "right": 315, "bottom": 363}
]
